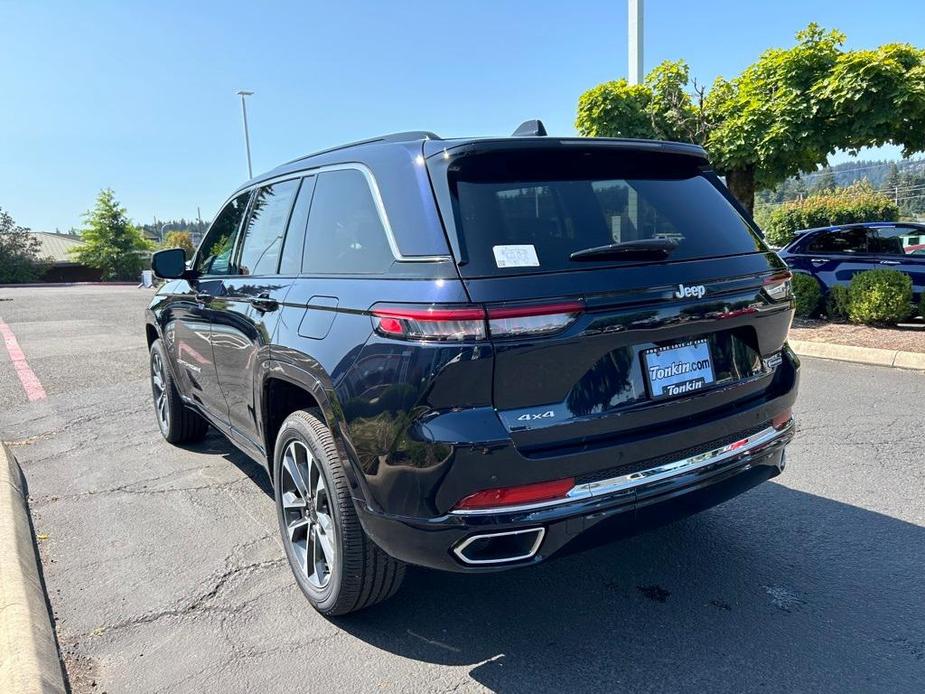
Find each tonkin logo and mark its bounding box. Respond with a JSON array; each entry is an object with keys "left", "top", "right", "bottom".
[{"left": 674, "top": 283, "right": 706, "bottom": 299}]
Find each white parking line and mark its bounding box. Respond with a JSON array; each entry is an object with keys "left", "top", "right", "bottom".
[{"left": 0, "top": 318, "right": 47, "bottom": 401}]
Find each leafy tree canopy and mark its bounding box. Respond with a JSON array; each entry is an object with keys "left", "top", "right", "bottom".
[
  {"left": 576, "top": 24, "right": 925, "bottom": 213},
  {"left": 160, "top": 230, "right": 195, "bottom": 257},
  {"left": 71, "top": 189, "right": 152, "bottom": 281},
  {"left": 0, "top": 208, "right": 50, "bottom": 283}
]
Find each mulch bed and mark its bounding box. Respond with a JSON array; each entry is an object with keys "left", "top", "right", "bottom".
[{"left": 790, "top": 317, "right": 925, "bottom": 354}]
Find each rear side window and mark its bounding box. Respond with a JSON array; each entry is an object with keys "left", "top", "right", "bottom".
[
  {"left": 237, "top": 178, "right": 300, "bottom": 276},
  {"left": 278, "top": 176, "right": 316, "bottom": 275},
  {"left": 302, "top": 168, "right": 394, "bottom": 274},
  {"left": 442, "top": 149, "right": 764, "bottom": 277},
  {"left": 807, "top": 228, "right": 868, "bottom": 254}
]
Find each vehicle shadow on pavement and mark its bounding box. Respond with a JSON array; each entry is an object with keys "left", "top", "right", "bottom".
[
  {"left": 184, "top": 430, "right": 274, "bottom": 497},
  {"left": 336, "top": 483, "right": 925, "bottom": 693}
]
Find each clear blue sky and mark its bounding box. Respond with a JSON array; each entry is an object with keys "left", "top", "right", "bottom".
[{"left": 2, "top": 0, "right": 923, "bottom": 232}]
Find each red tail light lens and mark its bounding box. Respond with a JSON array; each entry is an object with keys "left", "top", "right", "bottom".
[
  {"left": 453, "top": 477, "right": 576, "bottom": 511},
  {"left": 486, "top": 301, "right": 584, "bottom": 338},
  {"left": 772, "top": 408, "right": 793, "bottom": 430},
  {"left": 371, "top": 305, "right": 487, "bottom": 341},
  {"left": 763, "top": 271, "right": 793, "bottom": 302}
]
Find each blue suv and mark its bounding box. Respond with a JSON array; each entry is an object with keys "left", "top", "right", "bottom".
[
  {"left": 146, "top": 124, "right": 799, "bottom": 615},
  {"left": 778, "top": 222, "right": 925, "bottom": 303}
]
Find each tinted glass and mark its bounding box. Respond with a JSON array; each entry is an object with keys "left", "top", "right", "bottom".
[
  {"left": 302, "top": 169, "right": 393, "bottom": 275},
  {"left": 807, "top": 228, "right": 868, "bottom": 254},
  {"left": 446, "top": 149, "right": 763, "bottom": 277},
  {"left": 196, "top": 192, "right": 250, "bottom": 275},
  {"left": 279, "top": 176, "right": 316, "bottom": 275},
  {"left": 866, "top": 225, "right": 924, "bottom": 255},
  {"left": 237, "top": 179, "right": 299, "bottom": 276}
]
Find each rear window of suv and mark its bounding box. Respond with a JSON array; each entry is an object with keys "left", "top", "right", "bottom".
[{"left": 441, "top": 148, "right": 765, "bottom": 276}]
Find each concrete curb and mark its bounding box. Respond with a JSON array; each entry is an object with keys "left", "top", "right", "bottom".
[
  {"left": 0, "top": 443, "right": 67, "bottom": 694},
  {"left": 790, "top": 339, "right": 925, "bottom": 371}
]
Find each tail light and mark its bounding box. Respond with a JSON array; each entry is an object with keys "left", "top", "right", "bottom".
[
  {"left": 763, "top": 271, "right": 793, "bottom": 301},
  {"left": 487, "top": 301, "right": 584, "bottom": 338},
  {"left": 371, "top": 305, "right": 487, "bottom": 341},
  {"left": 371, "top": 301, "right": 583, "bottom": 341},
  {"left": 453, "top": 477, "right": 575, "bottom": 511}
]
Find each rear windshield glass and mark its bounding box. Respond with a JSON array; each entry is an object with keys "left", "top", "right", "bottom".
[{"left": 443, "top": 148, "right": 765, "bottom": 276}]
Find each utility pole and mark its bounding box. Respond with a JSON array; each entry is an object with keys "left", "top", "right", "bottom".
[
  {"left": 236, "top": 90, "right": 254, "bottom": 178},
  {"left": 628, "top": 0, "right": 644, "bottom": 85}
]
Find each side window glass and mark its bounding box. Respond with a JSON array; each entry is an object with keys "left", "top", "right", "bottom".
[
  {"left": 196, "top": 192, "right": 251, "bottom": 275},
  {"left": 278, "top": 176, "right": 316, "bottom": 275},
  {"left": 237, "top": 179, "right": 300, "bottom": 276},
  {"left": 807, "top": 228, "right": 868, "bottom": 254},
  {"left": 302, "top": 169, "right": 394, "bottom": 274}
]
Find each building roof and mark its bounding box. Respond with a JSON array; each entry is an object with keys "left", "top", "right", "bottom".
[{"left": 29, "top": 231, "right": 84, "bottom": 265}]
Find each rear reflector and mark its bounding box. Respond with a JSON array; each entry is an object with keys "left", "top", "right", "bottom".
[
  {"left": 371, "top": 300, "right": 583, "bottom": 341},
  {"left": 763, "top": 271, "right": 793, "bottom": 302},
  {"left": 772, "top": 408, "right": 793, "bottom": 430},
  {"left": 453, "top": 477, "right": 575, "bottom": 511}
]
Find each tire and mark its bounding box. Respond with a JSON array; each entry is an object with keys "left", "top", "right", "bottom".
[
  {"left": 273, "top": 410, "right": 405, "bottom": 616},
  {"left": 149, "top": 338, "right": 209, "bottom": 444}
]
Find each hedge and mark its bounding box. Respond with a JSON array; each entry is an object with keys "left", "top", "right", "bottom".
[
  {"left": 847, "top": 269, "right": 913, "bottom": 326},
  {"left": 791, "top": 273, "right": 822, "bottom": 318},
  {"left": 763, "top": 182, "right": 898, "bottom": 248},
  {"left": 825, "top": 285, "right": 851, "bottom": 321}
]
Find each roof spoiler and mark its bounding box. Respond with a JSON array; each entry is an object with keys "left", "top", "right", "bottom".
[{"left": 512, "top": 119, "right": 547, "bottom": 137}]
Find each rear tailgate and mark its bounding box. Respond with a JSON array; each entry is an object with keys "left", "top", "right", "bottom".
[{"left": 426, "top": 139, "right": 794, "bottom": 458}]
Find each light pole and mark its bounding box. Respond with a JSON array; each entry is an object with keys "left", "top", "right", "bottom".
[
  {"left": 236, "top": 90, "right": 254, "bottom": 178},
  {"left": 628, "top": 0, "right": 644, "bottom": 85}
]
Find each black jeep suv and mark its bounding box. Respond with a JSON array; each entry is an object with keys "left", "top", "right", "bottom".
[{"left": 146, "top": 123, "right": 799, "bottom": 615}]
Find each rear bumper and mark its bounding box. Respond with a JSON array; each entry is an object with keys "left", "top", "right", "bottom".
[{"left": 355, "top": 419, "right": 794, "bottom": 573}]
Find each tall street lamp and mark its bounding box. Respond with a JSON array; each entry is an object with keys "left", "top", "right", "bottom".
[{"left": 236, "top": 90, "right": 254, "bottom": 178}]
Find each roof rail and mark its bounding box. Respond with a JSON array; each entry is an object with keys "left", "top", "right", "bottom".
[{"left": 284, "top": 131, "right": 441, "bottom": 166}]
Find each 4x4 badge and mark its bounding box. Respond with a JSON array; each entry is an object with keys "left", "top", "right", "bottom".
[{"left": 517, "top": 410, "right": 555, "bottom": 422}]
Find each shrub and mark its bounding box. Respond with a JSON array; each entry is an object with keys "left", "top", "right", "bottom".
[
  {"left": 825, "top": 285, "right": 851, "bottom": 321},
  {"left": 792, "top": 273, "right": 822, "bottom": 318},
  {"left": 920, "top": 293, "right": 925, "bottom": 320},
  {"left": 847, "top": 269, "right": 913, "bottom": 325},
  {"left": 763, "top": 182, "right": 898, "bottom": 248}
]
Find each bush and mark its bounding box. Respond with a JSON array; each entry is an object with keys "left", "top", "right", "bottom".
[
  {"left": 792, "top": 273, "right": 822, "bottom": 318},
  {"left": 825, "top": 285, "right": 851, "bottom": 321},
  {"left": 847, "top": 269, "right": 913, "bottom": 325},
  {"left": 763, "top": 182, "right": 898, "bottom": 248}
]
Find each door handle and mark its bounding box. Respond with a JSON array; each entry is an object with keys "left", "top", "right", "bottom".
[
  {"left": 195, "top": 293, "right": 213, "bottom": 304},
  {"left": 250, "top": 294, "right": 279, "bottom": 312},
  {"left": 810, "top": 258, "right": 827, "bottom": 265},
  {"left": 879, "top": 260, "right": 901, "bottom": 265}
]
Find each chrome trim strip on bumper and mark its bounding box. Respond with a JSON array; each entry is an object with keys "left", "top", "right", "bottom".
[
  {"left": 452, "top": 527, "right": 546, "bottom": 565},
  {"left": 450, "top": 424, "right": 790, "bottom": 516}
]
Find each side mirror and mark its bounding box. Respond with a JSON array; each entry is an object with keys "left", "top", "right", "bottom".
[{"left": 151, "top": 248, "right": 189, "bottom": 279}]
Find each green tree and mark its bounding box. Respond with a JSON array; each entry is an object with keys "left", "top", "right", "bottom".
[
  {"left": 576, "top": 24, "right": 925, "bottom": 213},
  {"left": 71, "top": 189, "right": 152, "bottom": 281},
  {"left": 811, "top": 168, "right": 837, "bottom": 194},
  {"left": 0, "top": 208, "right": 50, "bottom": 283},
  {"left": 160, "top": 230, "right": 195, "bottom": 257}
]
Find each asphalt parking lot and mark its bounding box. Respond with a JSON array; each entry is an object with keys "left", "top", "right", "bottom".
[{"left": 1, "top": 285, "right": 923, "bottom": 693}]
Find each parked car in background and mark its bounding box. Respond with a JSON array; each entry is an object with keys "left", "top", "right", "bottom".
[
  {"left": 778, "top": 222, "right": 925, "bottom": 302},
  {"left": 146, "top": 123, "right": 799, "bottom": 615}
]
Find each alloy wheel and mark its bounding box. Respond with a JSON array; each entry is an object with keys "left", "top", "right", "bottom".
[{"left": 280, "top": 440, "right": 336, "bottom": 589}]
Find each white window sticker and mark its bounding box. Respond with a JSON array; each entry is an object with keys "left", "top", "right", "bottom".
[{"left": 493, "top": 244, "right": 540, "bottom": 268}]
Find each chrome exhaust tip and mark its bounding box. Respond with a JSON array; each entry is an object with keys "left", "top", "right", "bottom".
[{"left": 453, "top": 527, "right": 545, "bottom": 565}]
